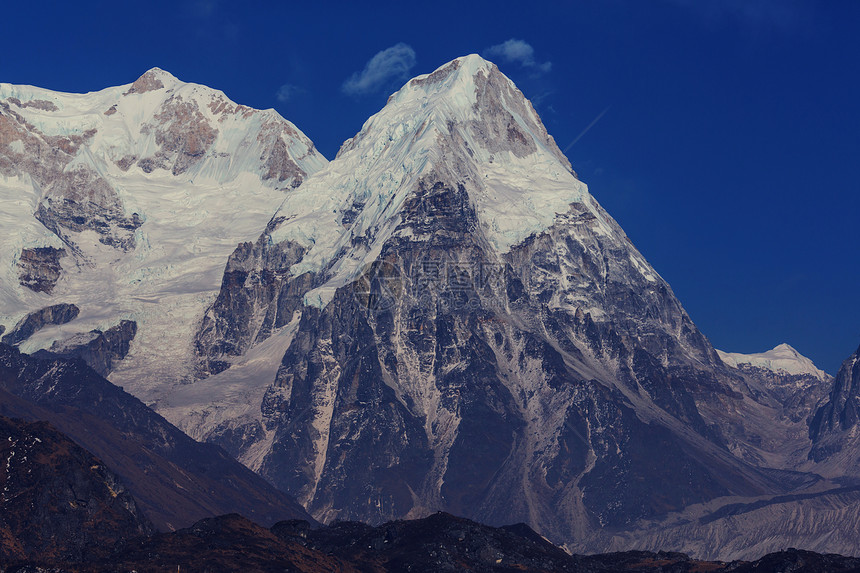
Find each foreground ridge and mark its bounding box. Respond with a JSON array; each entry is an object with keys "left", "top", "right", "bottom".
[{"left": 6, "top": 511, "right": 860, "bottom": 572}]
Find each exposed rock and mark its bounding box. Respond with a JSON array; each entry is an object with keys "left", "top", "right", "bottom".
[
  {"left": 17, "top": 246, "right": 66, "bottom": 293},
  {"left": 194, "top": 221, "right": 315, "bottom": 376},
  {"left": 301, "top": 512, "right": 580, "bottom": 572},
  {"left": 6, "top": 97, "right": 59, "bottom": 112},
  {"left": 80, "top": 514, "right": 351, "bottom": 572},
  {"left": 69, "top": 511, "right": 860, "bottom": 572},
  {"left": 34, "top": 171, "right": 143, "bottom": 251},
  {"left": 258, "top": 123, "right": 307, "bottom": 185},
  {"left": 138, "top": 94, "right": 218, "bottom": 176},
  {"left": 0, "top": 416, "right": 152, "bottom": 562},
  {"left": 2, "top": 303, "right": 79, "bottom": 346},
  {"left": 195, "top": 56, "right": 822, "bottom": 555},
  {"left": 123, "top": 68, "right": 166, "bottom": 95},
  {"left": 0, "top": 98, "right": 141, "bottom": 253},
  {"left": 36, "top": 320, "right": 137, "bottom": 376},
  {"left": 734, "top": 362, "right": 829, "bottom": 424},
  {"left": 809, "top": 345, "right": 860, "bottom": 461}
]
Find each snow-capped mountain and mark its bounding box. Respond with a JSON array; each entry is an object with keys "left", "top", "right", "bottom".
[
  {"left": 3, "top": 57, "right": 857, "bottom": 561},
  {"left": 717, "top": 343, "right": 832, "bottom": 429},
  {"left": 0, "top": 69, "right": 326, "bottom": 401},
  {"left": 718, "top": 343, "right": 831, "bottom": 381},
  {"left": 163, "top": 55, "right": 852, "bottom": 557}
]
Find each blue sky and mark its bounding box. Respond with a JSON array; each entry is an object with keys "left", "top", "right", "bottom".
[{"left": 3, "top": 0, "right": 859, "bottom": 373}]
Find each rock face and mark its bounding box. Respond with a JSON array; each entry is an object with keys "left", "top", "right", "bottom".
[
  {"left": 1, "top": 303, "right": 79, "bottom": 346},
  {"left": 809, "top": 345, "right": 860, "bottom": 462},
  {"left": 0, "top": 67, "right": 327, "bottom": 398},
  {"left": 0, "top": 344, "right": 312, "bottom": 531},
  {"left": 34, "top": 319, "right": 137, "bottom": 376},
  {"left": 0, "top": 415, "right": 152, "bottom": 562},
  {"left": 17, "top": 246, "right": 66, "bottom": 293},
  {"left": 178, "top": 55, "right": 844, "bottom": 558},
  {"left": 194, "top": 219, "right": 312, "bottom": 377}
]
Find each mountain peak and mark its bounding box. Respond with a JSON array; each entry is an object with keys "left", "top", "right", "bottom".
[
  {"left": 125, "top": 67, "right": 181, "bottom": 95},
  {"left": 717, "top": 344, "right": 831, "bottom": 380},
  {"left": 340, "top": 53, "right": 572, "bottom": 174},
  {"left": 403, "top": 53, "right": 495, "bottom": 92},
  {"left": 272, "top": 54, "right": 590, "bottom": 308}
]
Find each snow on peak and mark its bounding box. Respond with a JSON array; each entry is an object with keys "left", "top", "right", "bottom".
[
  {"left": 0, "top": 72, "right": 328, "bottom": 399},
  {"left": 341, "top": 53, "right": 571, "bottom": 171},
  {"left": 267, "top": 55, "right": 616, "bottom": 308},
  {"left": 717, "top": 344, "right": 831, "bottom": 381}
]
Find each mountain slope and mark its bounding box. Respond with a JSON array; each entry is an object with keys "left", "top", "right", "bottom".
[
  {"left": 0, "top": 415, "right": 152, "bottom": 562},
  {"left": 0, "top": 68, "right": 327, "bottom": 400},
  {"left": 0, "top": 344, "right": 312, "bottom": 530}
]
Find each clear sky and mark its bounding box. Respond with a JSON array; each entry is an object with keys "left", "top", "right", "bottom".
[{"left": 3, "top": 0, "right": 858, "bottom": 373}]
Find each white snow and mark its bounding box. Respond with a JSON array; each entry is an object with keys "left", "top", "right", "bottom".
[
  {"left": 266, "top": 54, "right": 612, "bottom": 309},
  {"left": 0, "top": 70, "right": 327, "bottom": 402},
  {"left": 717, "top": 343, "right": 831, "bottom": 381}
]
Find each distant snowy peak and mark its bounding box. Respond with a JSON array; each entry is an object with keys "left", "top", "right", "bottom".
[
  {"left": 717, "top": 343, "right": 831, "bottom": 381},
  {"left": 0, "top": 67, "right": 326, "bottom": 187}
]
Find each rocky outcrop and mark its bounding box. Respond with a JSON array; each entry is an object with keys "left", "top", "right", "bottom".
[
  {"left": 0, "top": 99, "right": 142, "bottom": 253},
  {"left": 1, "top": 303, "right": 79, "bottom": 346},
  {"left": 734, "top": 362, "right": 829, "bottom": 424},
  {"left": 138, "top": 94, "right": 218, "bottom": 176},
  {"left": 35, "top": 189, "right": 143, "bottom": 252},
  {"left": 0, "top": 416, "right": 152, "bottom": 562},
  {"left": 17, "top": 246, "right": 66, "bottom": 293},
  {"left": 256, "top": 177, "right": 763, "bottom": 534},
  {"left": 0, "top": 68, "right": 328, "bottom": 404},
  {"left": 194, "top": 219, "right": 316, "bottom": 376},
  {"left": 36, "top": 319, "right": 137, "bottom": 376},
  {"left": 809, "top": 345, "right": 860, "bottom": 461}
]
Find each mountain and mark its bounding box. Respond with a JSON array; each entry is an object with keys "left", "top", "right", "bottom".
[
  {"left": 809, "top": 345, "right": 860, "bottom": 466},
  {"left": 164, "top": 55, "right": 851, "bottom": 557},
  {"left": 3, "top": 57, "right": 857, "bottom": 561},
  {"left": 718, "top": 343, "right": 831, "bottom": 381},
  {"left": 716, "top": 344, "right": 832, "bottom": 458},
  {"left": 0, "top": 68, "right": 326, "bottom": 401},
  {"left": 0, "top": 343, "right": 312, "bottom": 530},
  {"left": 0, "top": 415, "right": 152, "bottom": 562}
]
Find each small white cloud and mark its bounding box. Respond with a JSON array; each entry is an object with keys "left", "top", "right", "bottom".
[
  {"left": 342, "top": 43, "right": 417, "bottom": 96},
  {"left": 485, "top": 39, "right": 552, "bottom": 74},
  {"left": 276, "top": 83, "right": 301, "bottom": 103}
]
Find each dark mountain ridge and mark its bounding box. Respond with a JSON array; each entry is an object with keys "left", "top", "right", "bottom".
[{"left": 0, "top": 343, "right": 311, "bottom": 530}]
